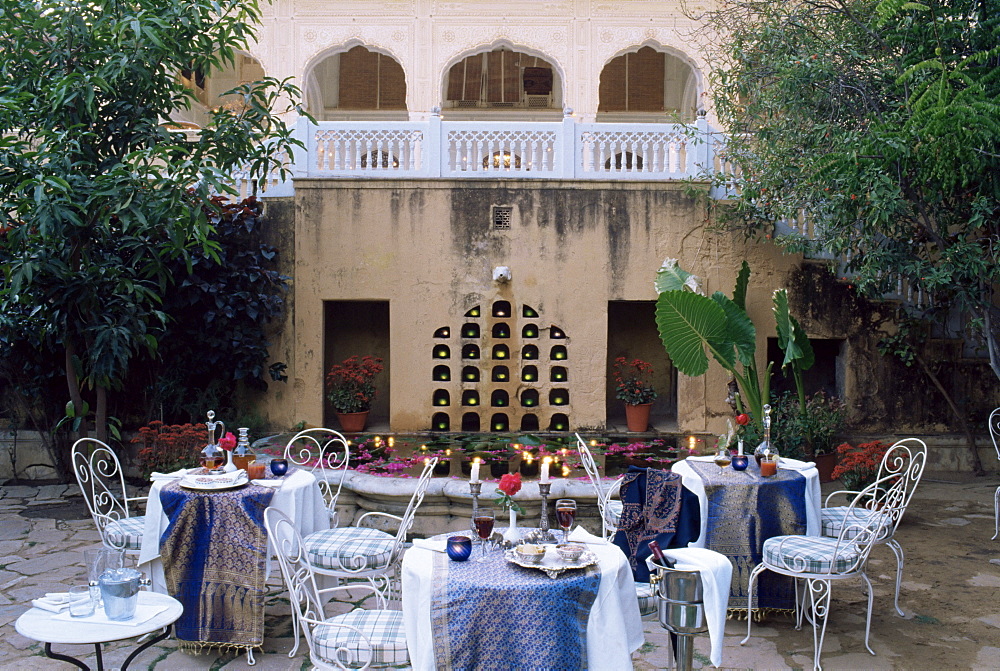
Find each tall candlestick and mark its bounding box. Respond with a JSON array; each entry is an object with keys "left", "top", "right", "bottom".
[
  {"left": 536, "top": 482, "right": 556, "bottom": 542},
  {"left": 469, "top": 481, "right": 482, "bottom": 538},
  {"left": 540, "top": 457, "right": 551, "bottom": 484},
  {"left": 470, "top": 457, "right": 481, "bottom": 483}
]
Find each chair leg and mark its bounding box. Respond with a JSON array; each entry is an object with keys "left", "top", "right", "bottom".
[
  {"left": 993, "top": 486, "right": 1000, "bottom": 540},
  {"left": 860, "top": 572, "right": 876, "bottom": 656},
  {"left": 805, "top": 578, "right": 831, "bottom": 671},
  {"left": 740, "top": 563, "right": 767, "bottom": 646},
  {"left": 885, "top": 539, "right": 905, "bottom": 616}
]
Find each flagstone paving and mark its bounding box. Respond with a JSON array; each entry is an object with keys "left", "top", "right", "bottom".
[{"left": 1, "top": 472, "right": 999, "bottom": 670}]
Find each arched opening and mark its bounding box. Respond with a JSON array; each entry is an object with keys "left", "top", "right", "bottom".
[
  {"left": 492, "top": 366, "right": 510, "bottom": 382},
  {"left": 443, "top": 45, "right": 563, "bottom": 119},
  {"left": 433, "top": 389, "right": 451, "bottom": 407},
  {"left": 519, "top": 414, "right": 540, "bottom": 431},
  {"left": 433, "top": 365, "right": 450, "bottom": 382},
  {"left": 462, "top": 366, "right": 481, "bottom": 382},
  {"left": 598, "top": 46, "right": 699, "bottom": 122},
  {"left": 432, "top": 412, "right": 450, "bottom": 431},
  {"left": 461, "top": 413, "right": 481, "bottom": 432},
  {"left": 174, "top": 52, "right": 266, "bottom": 128},
  {"left": 305, "top": 45, "right": 408, "bottom": 121}
]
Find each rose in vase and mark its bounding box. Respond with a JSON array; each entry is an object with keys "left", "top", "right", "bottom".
[{"left": 494, "top": 472, "right": 525, "bottom": 515}]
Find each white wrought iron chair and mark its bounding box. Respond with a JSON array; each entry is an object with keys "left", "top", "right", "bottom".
[
  {"left": 284, "top": 428, "right": 352, "bottom": 526},
  {"left": 741, "top": 470, "right": 910, "bottom": 671},
  {"left": 989, "top": 409, "right": 1000, "bottom": 541},
  {"left": 575, "top": 433, "right": 623, "bottom": 540},
  {"left": 71, "top": 438, "right": 147, "bottom": 556},
  {"left": 265, "top": 508, "right": 408, "bottom": 670},
  {"left": 820, "top": 437, "right": 927, "bottom": 616},
  {"left": 300, "top": 457, "right": 438, "bottom": 601}
]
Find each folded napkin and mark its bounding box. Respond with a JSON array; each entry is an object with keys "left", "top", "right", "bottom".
[
  {"left": 179, "top": 470, "right": 247, "bottom": 488},
  {"left": 647, "top": 548, "right": 732, "bottom": 668},
  {"left": 31, "top": 593, "right": 69, "bottom": 613},
  {"left": 150, "top": 468, "right": 190, "bottom": 481},
  {"left": 778, "top": 457, "right": 816, "bottom": 471},
  {"left": 251, "top": 479, "right": 282, "bottom": 488},
  {"left": 685, "top": 455, "right": 718, "bottom": 462},
  {"left": 567, "top": 526, "right": 607, "bottom": 545},
  {"left": 412, "top": 538, "right": 448, "bottom": 553},
  {"left": 52, "top": 602, "right": 169, "bottom": 627}
]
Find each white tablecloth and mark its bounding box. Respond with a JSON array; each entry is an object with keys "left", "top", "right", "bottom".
[
  {"left": 671, "top": 456, "right": 822, "bottom": 547},
  {"left": 137, "top": 468, "right": 329, "bottom": 592},
  {"left": 401, "top": 539, "right": 644, "bottom": 670}
]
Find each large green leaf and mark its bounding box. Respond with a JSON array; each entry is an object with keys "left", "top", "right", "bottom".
[
  {"left": 712, "top": 291, "right": 756, "bottom": 367},
  {"left": 654, "top": 258, "right": 694, "bottom": 294},
  {"left": 732, "top": 261, "right": 751, "bottom": 310},
  {"left": 655, "top": 290, "right": 732, "bottom": 376},
  {"left": 773, "top": 289, "right": 815, "bottom": 369}
]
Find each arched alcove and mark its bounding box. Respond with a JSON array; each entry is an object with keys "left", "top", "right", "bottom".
[
  {"left": 305, "top": 44, "right": 408, "bottom": 121},
  {"left": 598, "top": 45, "right": 700, "bottom": 122},
  {"left": 442, "top": 44, "right": 563, "bottom": 118}
]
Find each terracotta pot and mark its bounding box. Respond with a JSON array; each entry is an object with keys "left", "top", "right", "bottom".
[
  {"left": 335, "top": 410, "right": 369, "bottom": 433},
  {"left": 814, "top": 452, "right": 838, "bottom": 483},
  {"left": 624, "top": 403, "right": 652, "bottom": 432}
]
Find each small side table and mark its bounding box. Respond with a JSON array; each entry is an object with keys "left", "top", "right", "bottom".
[{"left": 15, "top": 591, "right": 183, "bottom": 670}]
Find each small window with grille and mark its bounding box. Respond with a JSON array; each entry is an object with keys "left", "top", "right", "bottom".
[{"left": 492, "top": 205, "right": 512, "bottom": 230}]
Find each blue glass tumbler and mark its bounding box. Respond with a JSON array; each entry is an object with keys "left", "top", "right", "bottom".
[
  {"left": 731, "top": 454, "right": 750, "bottom": 471},
  {"left": 269, "top": 458, "right": 289, "bottom": 477},
  {"left": 446, "top": 536, "right": 473, "bottom": 562}
]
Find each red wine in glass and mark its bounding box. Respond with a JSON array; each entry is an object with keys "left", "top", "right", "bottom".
[
  {"left": 555, "top": 499, "right": 576, "bottom": 542},
  {"left": 473, "top": 510, "right": 495, "bottom": 561}
]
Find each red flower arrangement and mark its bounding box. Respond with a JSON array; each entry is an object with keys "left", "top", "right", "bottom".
[
  {"left": 495, "top": 472, "right": 524, "bottom": 514},
  {"left": 831, "top": 440, "right": 889, "bottom": 491},
  {"left": 613, "top": 357, "right": 658, "bottom": 405},
  {"left": 326, "top": 355, "right": 385, "bottom": 413},
  {"left": 132, "top": 421, "right": 205, "bottom": 478}
]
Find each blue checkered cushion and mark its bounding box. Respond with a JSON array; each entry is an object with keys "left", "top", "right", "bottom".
[
  {"left": 313, "top": 608, "right": 408, "bottom": 667},
  {"left": 762, "top": 535, "right": 861, "bottom": 575},
  {"left": 105, "top": 516, "right": 145, "bottom": 551},
  {"left": 821, "top": 506, "right": 890, "bottom": 541},
  {"left": 635, "top": 582, "right": 656, "bottom": 616},
  {"left": 304, "top": 526, "right": 395, "bottom": 572}
]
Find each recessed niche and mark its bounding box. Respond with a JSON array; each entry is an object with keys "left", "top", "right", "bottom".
[
  {"left": 519, "top": 414, "right": 540, "bottom": 431},
  {"left": 492, "top": 344, "right": 510, "bottom": 360},
  {"left": 462, "top": 366, "right": 480, "bottom": 382},
  {"left": 462, "top": 412, "right": 481, "bottom": 431},
  {"left": 461, "top": 323, "right": 480, "bottom": 338},
  {"left": 521, "top": 389, "right": 540, "bottom": 407},
  {"left": 548, "top": 413, "right": 569, "bottom": 431},
  {"left": 550, "top": 326, "right": 566, "bottom": 339},
  {"left": 550, "top": 366, "right": 567, "bottom": 382},
  {"left": 491, "top": 413, "right": 509, "bottom": 431},
  {"left": 492, "top": 301, "right": 511, "bottom": 318},
  {"left": 521, "top": 365, "right": 538, "bottom": 382},
  {"left": 491, "top": 390, "right": 509, "bottom": 407},
  {"left": 465, "top": 306, "right": 481, "bottom": 318},
  {"left": 522, "top": 324, "right": 539, "bottom": 338},
  {"left": 492, "top": 366, "right": 510, "bottom": 382},
  {"left": 462, "top": 390, "right": 480, "bottom": 406},
  {"left": 523, "top": 305, "right": 539, "bottom": 318},
  {"left": 522, "top": 345, "right": 539, "bottom": 360},
  {"left": 433, "top": 327, "right": 450, "bottom": 338},
  {"left": 550, "top": 345, "right": 567, "bottom": 360},
  {"left": 492, "top": 323, "right": 510, "bottom": 338},
  {"left": 432, "top": 412, "right": 450, "bottom": 431},
  {"left": 433, "top": 345, "right": 450, "bottom": 359},
  {"left": 433, "top": 365, "right": 451, "bottom": 382},
  {"left": 549, "top": 389, "right": 569, "bottom": 405},
  {"left": 433, "top": 389, "right": 451, "bottom": 406},
  {"left": 462, "top": 344, "right": 480, "bottom": 359}
]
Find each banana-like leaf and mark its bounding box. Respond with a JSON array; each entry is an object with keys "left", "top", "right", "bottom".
[
  {"left": 773, "top": 289, "right": 815, "bottom": 369},
  {"left": 732, "top": 261, "right": 751, "bottom": 310},
  {"left": 654, "top": 258, "right": 694, "bottom": 294},
  {"left": 712, "top": 291, "right": 757, "bottom": 367},
  {"left": 655, "top": 290, "right": 733, "bottom": 376}
]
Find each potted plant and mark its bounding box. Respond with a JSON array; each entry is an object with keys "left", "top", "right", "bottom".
[
  {"left": 773, "top": 391, "right": 846, "bottom": 481},
  {"left": 325, "top": 355, "right": 384, "bottom": 433},
  {"left": 613, "top": 357, "right": 658, "bottom": 431},
  {"left": 830, "top": 440, "right": 891, "bottom": 492}
]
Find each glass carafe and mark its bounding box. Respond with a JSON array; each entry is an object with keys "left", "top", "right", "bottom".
[
  {"left": 200, "top": 410, "right": 226, "bottom": 471},
  {"left": 232, "top": 427, "right": 255, "bottom": 472},
  {"left": 754, "top": 404, "right": 776, "bottom": 468}
]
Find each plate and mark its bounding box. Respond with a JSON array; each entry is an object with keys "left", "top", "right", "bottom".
[
  {"left": 179, "top": 473, "right": 249, "bottom": 491},
  {"left": 504, "top": 547, "right": 599, "bottom": 579}
]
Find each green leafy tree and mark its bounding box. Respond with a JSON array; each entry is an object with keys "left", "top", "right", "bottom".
[
  {"left": 0, "top": 0, "right": 305, "bottom": 442},
  {"left": 699, "top": 0, "right": 1000, "bottom": 384}
]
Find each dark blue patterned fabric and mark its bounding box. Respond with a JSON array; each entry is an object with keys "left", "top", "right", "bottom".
[{"left": 430, "top": 543, "right": 600, "bottom": 670}]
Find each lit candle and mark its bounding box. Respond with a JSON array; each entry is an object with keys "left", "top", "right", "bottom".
[
  {"left": 540, "top": 457, "right": 551, "bottom": 484},
  {"left": 471, "top": 457, "right": 481, "bottom": 483}
]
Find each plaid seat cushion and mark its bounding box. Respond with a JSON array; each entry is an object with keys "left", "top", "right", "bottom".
[
  {"left": 821, "top": 506, "right": 890, "bottom": 541},
  {"left": 635, "top": 582, "right": 656, "bottom": 616},
  {"left": 313, "top": 608, "right": 408, "bottom": 667},
  {"left": 762, "top": 535, "right": 861, "bottom": 575},
  {"left": 304, "top": 526, "right": 395, "bottom": 572},
  {"left": 105, "top": 515, "right": 145, "bottom": 551}
]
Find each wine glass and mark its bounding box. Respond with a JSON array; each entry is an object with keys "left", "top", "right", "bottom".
[
  {"left": 714, "top": 446, "right": 732, "bottom": 471},
  {"left": 555, "top": 499, "right": 576, "bottom": 543},
  {"left": 472, "top": 508, "right": 495, "bottom": 562}
]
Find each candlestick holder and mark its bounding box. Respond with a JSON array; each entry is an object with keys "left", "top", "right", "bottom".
[
  {"left": 469, "top": 481, "right": 482, "bottom": 537},
  {"left": 534, "top": 482, "right": 557, "bottom": 543}
]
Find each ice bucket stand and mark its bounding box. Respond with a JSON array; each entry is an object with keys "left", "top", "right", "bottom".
[{"left": 649, "top": 559, "right": 709, "bottom": 671}]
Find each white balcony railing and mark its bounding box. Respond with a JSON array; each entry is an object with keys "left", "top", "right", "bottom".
[{"left": 240, "top": 115, "right": 719, "bottom": 194}]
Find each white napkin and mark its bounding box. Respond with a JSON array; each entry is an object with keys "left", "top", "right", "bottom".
[
  {"left": 778, "top": 457, "right": 815, "bottom": 471},
  {"left": 647, "top": 548, "right": 732, "bottom": 669},
  {"left": 567, "top": 526, "right": 608, "bottom": 545},
  {"left": 179, "top": 470, "right": 247, "bottom": 488},
  {"left": 52, "top": 602, "right": 169, "bottom": 627},
  {"left": 31, "top": 593, "right": 69, "bottom": 613},
  {"left": 251, "top": 479, "right": 282, "bottom": 488},
  {"left": 149, "top": 468, "right": 190, "bottom": 481},
  {"left": 412, "top": 538, "right": 448, "bottom": 553}
]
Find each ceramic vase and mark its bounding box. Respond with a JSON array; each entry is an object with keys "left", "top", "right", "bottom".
[{"left": 503, "top": 509, "right": 520, "bottom": 544}]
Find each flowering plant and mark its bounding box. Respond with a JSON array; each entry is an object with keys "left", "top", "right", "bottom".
[
  {"left": 831, "top": 440, "right": 889, "bottom": 491},
  {"left": 218, "top": 431, "right": 236, "bottom": 451},
  {"left": 494, "top": 472, "right": 525, "bottom": 515},
  {"left": 326, "top": 355, "right": 385, "bottom": 413},
  {"left": 132, "top": 421, "right": 205, "bottom": 478},
  {"left": 613, "top": 357, "right": 658, "bottom": 405}
]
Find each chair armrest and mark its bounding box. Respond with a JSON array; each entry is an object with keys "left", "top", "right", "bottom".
[{"left": 824, "top": 488, "right": 862, "bottom": 507}]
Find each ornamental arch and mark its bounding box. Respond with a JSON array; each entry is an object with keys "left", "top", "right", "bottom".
[
  {"left": 598, "top": 43, "right": 702, "bottom": 122},
  {"left": 304, "top": 43, "right": 408, "bottom": 120}
]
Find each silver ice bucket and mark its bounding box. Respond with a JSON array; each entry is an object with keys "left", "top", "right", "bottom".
[{"left": 650, "top": 560, "right": 709, "bottom": 671}]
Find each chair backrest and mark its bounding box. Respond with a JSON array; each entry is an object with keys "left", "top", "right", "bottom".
[
  {"left": 576, "top": 433, "right": 611, "bottom": 533},
  {"left": 284, "top": 428, "right": 351, "bottom": 524},
  {"left": 874, "top": 438, "right": 927, "bottom": 535},
  {"left": 389, "top": 457, "right": 438, "bottom": 554},
  {"left": 989, "top": 409, "right": 1000, "bottom": 460},
  {"left": 71, "top": 438, "right": 133, "bottom": 549}
]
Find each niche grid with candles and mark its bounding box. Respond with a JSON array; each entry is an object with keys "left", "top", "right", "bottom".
[{"left": 431, "top": 302, "right": 569, "bottom": 432}]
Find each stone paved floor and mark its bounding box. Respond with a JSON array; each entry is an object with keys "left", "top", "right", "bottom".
[{"left": 2, "top": 472, "right": 999, "bottom": 670}]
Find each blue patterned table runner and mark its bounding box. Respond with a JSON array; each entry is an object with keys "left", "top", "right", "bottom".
[
  {"left": 430, "top": 539, "right": 600, "bottom": 670},
  {"left": 686, "top": 460, "right": 807, "bottom": 614},
  {"left": 159, "top": 481, "right": 276, "bottom": 652}
]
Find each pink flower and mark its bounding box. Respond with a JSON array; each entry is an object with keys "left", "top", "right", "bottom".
[{"left": 219, "top": 432, "right": 236, "bottom": 451}]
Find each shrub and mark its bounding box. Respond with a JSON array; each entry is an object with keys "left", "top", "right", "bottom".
[{"left": 132, "top": 421, "right": 205, "bottom": 478}]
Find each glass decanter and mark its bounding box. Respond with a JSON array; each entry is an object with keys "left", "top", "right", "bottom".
[
  {"left": 753, "top": 404, "right": 776, "bottom": 468},
  {"left": 200, "top": 410, "right": 226, "bottom": 471},
  {"left": 232, "top": 427, "right": 255, "bottom": 472}
]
